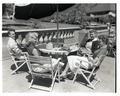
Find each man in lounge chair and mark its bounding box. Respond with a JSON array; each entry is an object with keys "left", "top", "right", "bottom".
[
  {"left": 7, "top": 29, "right": 25, "bottom": 59},
  {"left": 80, "top": 29, "right": 100, "bottom": 54},
  {"left": 60, "top": 35, "right": 108, "bottom": 78}
]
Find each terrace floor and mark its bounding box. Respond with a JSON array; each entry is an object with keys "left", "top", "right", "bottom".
[{"left": 2, "top": 37, "right": 116, "bottom": 93}]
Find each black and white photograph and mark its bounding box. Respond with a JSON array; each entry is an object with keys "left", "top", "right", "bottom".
[{"left": 1, "top": 2, "right": 117, "bottom": 93}]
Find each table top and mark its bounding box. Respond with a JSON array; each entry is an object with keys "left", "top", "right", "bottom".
[
  {"left": 39, "top": 48, "right": 69, "bottom": 55},
  {"left": 69, "top": 45, "right": 79, "bottom": 52}
]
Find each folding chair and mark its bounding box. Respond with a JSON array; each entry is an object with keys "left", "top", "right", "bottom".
[
  {"left": 26, "top": 54, "right": 61, "bottom": 92},
  {"left": 72, "top": 55, "right": 106, "bottom": 89},
  {"left": 107, "top": 41, "right": 116, "bottom": 57},
  {"left": 8, "top": 47, "right": 29, "bottom": 75}
]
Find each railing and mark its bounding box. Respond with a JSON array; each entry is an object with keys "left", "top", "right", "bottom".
[
  {"left": 2, "top": 27, "right": 81, "bottom": 45},
  {"left": 2, "top": 25, "right": 113, "bottom": 46},
  {"left": 86, "top": 25, "right": 108, "bottom": 30}
]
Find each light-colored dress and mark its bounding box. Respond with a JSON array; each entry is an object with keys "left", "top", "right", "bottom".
[
  {"left": 67, "top": 56, "right": 93, "bottom": 73},
  {"left": 32, "top": 58, "right": 64, "bottom": 73},
  {"left": 67, "top": 45, "right": 107, "bottom": 73}
]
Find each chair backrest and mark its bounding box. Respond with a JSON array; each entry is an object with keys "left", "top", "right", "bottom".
[
  {"left": 28, "top": 55, "right": 51, "bottom": 64},
  {"left": 7, "top": 46, "right": 28, "bottom": 66},
  {"left": 27, "top": 55, "right": 53, "bottom": 73},
  {"left": 7, "top": 46, "right": 16, "bottom": 61},
  {"left": 95, "top": 55, "right": 106, "bottom": 67}
]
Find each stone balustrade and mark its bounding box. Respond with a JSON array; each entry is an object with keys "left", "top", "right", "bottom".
[
  {"left": 3, "top": 27, "right": 81, "bottom": 45},
  {"left": 2, "top": 25, "right": 113, "bottom": 47}
]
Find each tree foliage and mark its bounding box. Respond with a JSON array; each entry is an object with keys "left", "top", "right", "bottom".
[{"left": 2, "top": 3, "right": 14, "bottom": 15}]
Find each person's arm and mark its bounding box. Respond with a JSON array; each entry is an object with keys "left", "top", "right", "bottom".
[
  {"left": 12, "top": 46, "right": 22, "bottom": 53},
  {"left": 95, "top": 46, "right": 107, "bottom": 58},
  {"left": 92, "top": 46, "right": 107, "bottom": 66},
  {"left": 10, "top": 41, "right": 23, "bottom": 55},
  {"left": 32, "top": 48, "right": 39, "bottom": 56},
  {"left": 91, "top": 40, "right": 100, "bottom": 53},
  {"left": 93, "top": 57, "right": 99, "bottom": 65},
  {"left": 80, "top": 33, "right": 89, "bottom": 47},
  {"left": 86, "top": 56, "right": 99, "bottom": 67}
]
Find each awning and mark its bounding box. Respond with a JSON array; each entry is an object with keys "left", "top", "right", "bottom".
[
  {"left": 108, "top": 12, "right": 115, "bottom": 17},
  {"left": 14, "top": 4, "right": 74, "bottom": 45},
  {"left": 14, "top": 4, "right": 74, "bottom": 20},
  {"left": 90, "top": 11, "right": 116, "bottom": 18}
]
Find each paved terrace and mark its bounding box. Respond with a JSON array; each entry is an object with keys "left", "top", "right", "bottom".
[{"left": 2, "top": 36, "right": 116, "bottom": 93}]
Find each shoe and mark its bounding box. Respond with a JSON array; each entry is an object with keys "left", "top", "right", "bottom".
[
  {"left": 60, "top": 74, "right": 67, "bottom": 79},
  {"left": 61, "top": 75, "right": 67, "bottom": 79},
  {"left": 67, "top": 73, "right": 75, "bottom": 80}
]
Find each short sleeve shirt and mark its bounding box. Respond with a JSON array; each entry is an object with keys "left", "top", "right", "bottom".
[{"left": 7, "top": 37, "right": 22, "bottom": 58}]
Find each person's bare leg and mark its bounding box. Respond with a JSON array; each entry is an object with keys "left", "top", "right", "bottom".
[
  {"left": 60, "top": 62, "right": 69, "bottom": 77},
  {"left": 32, "top": 48, "right": 39, "bottom": 56}
]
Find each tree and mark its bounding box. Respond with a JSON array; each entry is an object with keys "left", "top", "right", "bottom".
[{"left": 2, "top": 3, "right": 14, "bottom": 16}]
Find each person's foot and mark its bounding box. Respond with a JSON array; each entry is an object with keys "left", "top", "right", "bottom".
[
  {"left": 60, "top": 73, "right": 67, "bottom": 79},
  {"left": 67, "top": 73, "right": 75, "bottom": 80}
]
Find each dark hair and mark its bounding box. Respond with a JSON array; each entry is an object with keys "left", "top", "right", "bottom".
[
  {"left": 16, "top": 34, "right": 22, "bottom": 40},
  {"left": 98, "top": 35, "right": 108, "bottom": 44},
  {"left": 8, "top": 29, "right": 15, "bottom": 35},
  {"left": 89, "top": 29, "right": 97, "bottom": 34}
]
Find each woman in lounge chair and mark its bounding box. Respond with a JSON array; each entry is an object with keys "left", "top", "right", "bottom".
[
  {"left": 25, "top": 32, "right": 40, "bottom": 56},
  {"left": 60, "top": 35, "right": 108, "bottom": 78},
  {"left": 25, "top": 32, "right": 64, "bottom": 73}
]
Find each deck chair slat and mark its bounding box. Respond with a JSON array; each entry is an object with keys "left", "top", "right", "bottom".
[
  {"left": 32, "top": 72, "right": 52, "bottom": 78},
  {"left": 30, "top": 59, "right": 51, "bottom": 64},
  {"left": 29, "top": 55, "right": 51, "bottom": 64},
  {"left": 29, "top": 55, "right": 51, "bottom": 60},
  {"left": 30, "top": 61, "right": 51, "bottom": 65}
]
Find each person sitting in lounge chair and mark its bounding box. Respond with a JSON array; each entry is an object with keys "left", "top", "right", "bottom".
[
  {"left": 80, "top": 29, "right": 100, "bottom": 55},
  {"left": 25, "top": 32, "right": 64, "bottom": 73},
  {"left": 25, "top": 32, "right": 41, "bottom": 56},
  {"left": 60, "top": 35, "right": 108, "bottom": 78},
  {"left": 7, "top": 29, "right": 25, "bottom": 60},
  {"left": 16, "top": 34, "right": 28, "bottom": 52}
]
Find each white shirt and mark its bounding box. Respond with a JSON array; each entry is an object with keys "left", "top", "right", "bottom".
[
  {"left": 85, "top": 37, "right": 98, "bottom": 53},
  {"left": 7, "top": 37, "right": 18, "bottom": 53},
  {"left": 7, "top": 37, "right": 23, "bottom": 59}
]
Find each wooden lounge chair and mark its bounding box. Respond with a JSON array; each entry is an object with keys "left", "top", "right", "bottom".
[
  {"left": 26, "top": 54, "right": 61, "bottom": 92},
  {"left": 71, "top": 55, "right": 106, "bottom": 89},
  {"left": 8, "top": 47, "right": 29, "bottom": 74}
]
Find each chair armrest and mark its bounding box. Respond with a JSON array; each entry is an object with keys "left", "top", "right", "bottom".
[
  {"left": 76, "top": 58, "right": 91, "bottom": 65},
  {"left": 75, "top": 58, "right": 94, "bottom": 68},
  {"left": 93, "top": 64, "right": 98, "bottom": 67},
  {"left": 22, "top": 52, "right": 28, "bottom": 55},
  {"left": 15, "top": 60, "right": 26, "bottom": 62},
  {"left": 54, "top": 58, "right": 62, "bottom": 65}
]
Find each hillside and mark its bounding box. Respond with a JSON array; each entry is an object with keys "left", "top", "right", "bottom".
[
  {"left": 40, "top": 4, "right": 115, "bottom": 25},
  {"left": 2, "top": 4, "right": 116, "bottom": 27},
  {"left": 40, "top": 4, "right": 99, "bottom": 24},
  {"left": 40, "top": 4, "right": 84, "bottom": 24}
]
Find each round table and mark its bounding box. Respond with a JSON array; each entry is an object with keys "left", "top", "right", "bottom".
[{"left": 39, "top": 48, "right": 69, "bottom": 55}]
